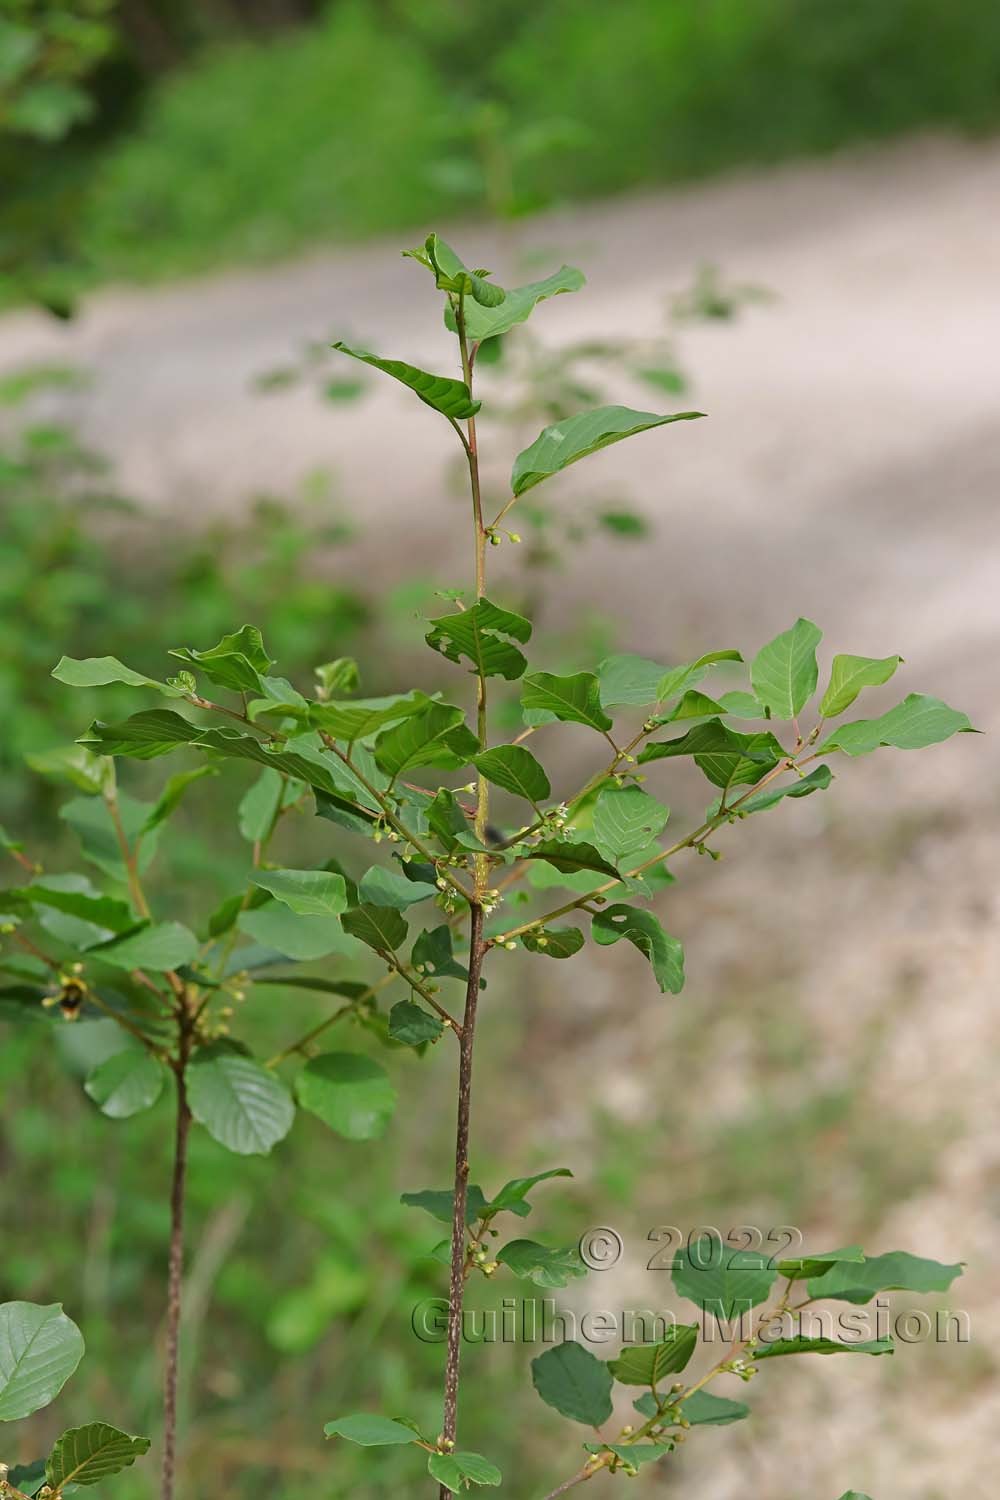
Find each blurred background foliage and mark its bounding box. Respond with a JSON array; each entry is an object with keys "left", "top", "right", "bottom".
[{"left": 3, "top": 0, "right": 1000, "bottom": 305}]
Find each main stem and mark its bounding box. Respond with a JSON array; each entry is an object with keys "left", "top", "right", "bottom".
[
  {"left": 162, "top": 1004, "right": 193, "bottom": 1500},
  {"left": 438, "top": 298, "right": 490, "bottom": 1492}
]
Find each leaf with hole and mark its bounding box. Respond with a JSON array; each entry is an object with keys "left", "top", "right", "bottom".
[
  {"left": 426, "top": 599, "right": 532, "bottom": 682},
  {"left": 512, "top": 406, "right": 703, "bottom": 496},
  {"left": 592, "top": 905, "right": 684, "bottom": 994}
]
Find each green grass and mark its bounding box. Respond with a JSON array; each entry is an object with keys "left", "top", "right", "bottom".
[{"left": 6, "top": 0, "right": 1000, "bottom": 299}]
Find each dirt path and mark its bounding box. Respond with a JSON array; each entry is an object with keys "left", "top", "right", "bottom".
[{"left": 4, "top": 132, "right": 998, "bottom": 1497}]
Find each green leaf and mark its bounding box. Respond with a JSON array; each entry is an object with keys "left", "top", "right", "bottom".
[
  {"left": 447, "top": 265, "right": 584, "bottom": 341},
  {"left": 400, "top": 1186, "right": 488, "bottom": 1226},
  {"left": 592, "top": 905, "right": 684, "bottom": 994},
  {"left": 777, "top": 1245, "right": 864, "bottom": 1281},
  {"left": 358, "top": 866, "right": 438, "bottom": 910},
  {"left": 0, "top": 1302, "right": 84, "bottom": 1421},
  {"left": 426, "top": 599, "right": 532, "bottom": 682},
  {"left": 79, "top": 709, "right": 200, "bottom": 760},
  {"left": 495, "top": 1240, "right": 587, "bottom": 1288},
  {"left": 25, "top": 744, "right": 114, "bottom": 796},
  {"left": 5, "top": 1460, "right": 48, "bottom": 1497},
  {"left": 324, "top": 1414, "right": 418, "bottom": 1446},
  {"left": 750, "top": 618, "right": 823, "bottom": 720},
  {"left": 84, "top": 1051, "right": 166, "bottom": 1119},
  {"left": 531, "top": 1342, "right": 613, "bottom": 1426},
  {"left": 427, "top": 1451, "right": 501, "bottom": 1491},
  {"left": 311, "top": 691, "right": 436, "bottom": 742},
  {"left": 238, "top": 769, "right": 285, "bottom": 843},
  {"left": 526, "top": 840, "right": 619, "bottom": 880},
  {"left": 52, "top": 655, "right": 182, "bottom": 697},
  {"left": 521, "top": 672, "right": 612, "bottom": 731},
  {"left": 805, "top": 1250, "right": 963, "bottom": 1304},
  {"left": 592, "top": 786, "right": 669, "bottom": 861},
  {"left": 652, "top": 651, "right": 745, "bottom": 701},
  {"left": 374, "top": 704, "right": 478, "bottom": 778},
  {"left": 482, "top": 1168, "right": 573, "bottom": 1217},
  {"left": 677, "top": 1391, "right": 749, "bottom": 1426},
  {"left": 597, "top": 654, "right": 670, "bottom": 708},
  {"left": 521, "top": 927, "right": 584, "bottom": 959},
  {"left": 412, "top": 925, "right": 470, "bottom": 983},
  {"left": 15, "top": 884, "right": 134, "bottom": 934},
  {"left": 819, "top": 654, "right": 903, "bottom": 717},
  {"left": 658, "top": 689, "right": 727, "bottom": 722},
  {"left": 473, "top": 746, "right": 550, "bottom": 805},
  {"left": 238, "top": 905, "right": 356, "bottom": 961},
  {"left": 754, "top": 1335, "right": 893, "bottom": 1359},
  {"left": 169, "top": 625, "right": 273, "bottom": 694},
  {"left": 342, "top": 904, "right": 408, "bottom": 955},
  {"left": 60, "top": 794, "right": 160, "bottom": 881},
  {"left": 607, "top": 1325, "right": 698, "bottom": 1384},
  {"left": 187, "top": 1044, "right": 295, "bottom": 1156},
  {"left": 296, "top": 1053, "right": 396, "bottom": 1140},
  {"left": 416, "top": 233, "right": 506, "bottom": 307},
  {"left": 87, "top": 922, "right": 198, "bottom": 973},
  {"left": 818, "top": 695, "right": 975, "bottom": 756},
  {"left": 251, "top": 869, "right": 348, "bottom": 917},
  {"left": 46, "top": 1423, "right": 151, "bottom": 1488},
  {"left": 331, "top": 342, "right": 479, "bottom": 419},
  {"left": 142, "top": 765, "right": 218, "bottom": 833},
  {"left": 388, "top": 1001, "right": 444, "bottom": 1046},
  {"left": 837, "top": 1493, "right": 874, "bottom": 1499},
  {"left": 722, "top": 763, "right": 832, "bottom": 816},
  {"left": 511, "top": 406, "right": 704, "bottom": 496},
  {"left": 583, "top": 1443, "right": 668, "bottom": 1471},
  {"left": 639, "top": 720, "right": 783, "bottom": 792},
  {"left": 672, "top": 1237, "right": 776, "bottom": 1319}
]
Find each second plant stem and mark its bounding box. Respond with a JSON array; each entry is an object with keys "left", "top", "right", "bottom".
[{"left": 438, "top": 299, "right": 490, "bottom": 1490}]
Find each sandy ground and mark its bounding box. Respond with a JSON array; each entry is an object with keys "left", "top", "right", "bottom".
[{"left": 3, "top": 133, "right": 998, "bottom": 1497}]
